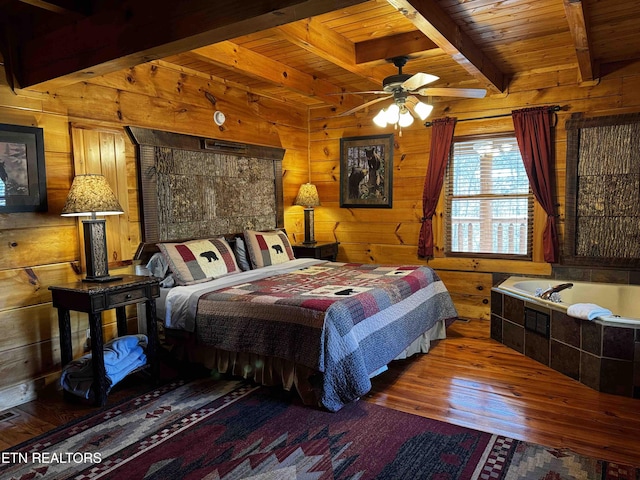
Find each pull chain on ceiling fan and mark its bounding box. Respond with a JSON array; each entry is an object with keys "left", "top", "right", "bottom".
[{"left": 339, "top": 56, "right": 487, "bottom": 134}]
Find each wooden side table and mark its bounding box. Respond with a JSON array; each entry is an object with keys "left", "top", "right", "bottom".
[
  {"left": 49, "top": 275, "right": 160, "bottom": 406},
  {"left": 292, "top": 241, "right": 339, "bottom": 261}
]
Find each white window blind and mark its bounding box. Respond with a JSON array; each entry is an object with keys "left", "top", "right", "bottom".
[{"left": 445, "top": 135, "right": 533, "bottom": 258}]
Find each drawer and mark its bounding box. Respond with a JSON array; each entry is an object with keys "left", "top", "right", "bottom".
[
  {"left": 107, "top": 288, "right": 146, "bottom": 307},
  {"left": 319, "top": 244, "right": 337, "bottom": 258}
]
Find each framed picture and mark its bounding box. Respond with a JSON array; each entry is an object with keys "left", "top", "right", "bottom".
[
  {"left": 0, "top": 123, "right": 47, "bottom": 213},
  {"left": 340, "top": 133, "right": 393, "bottom": 208}
]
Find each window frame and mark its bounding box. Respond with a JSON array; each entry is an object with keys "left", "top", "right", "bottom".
[{"left": 444, "top": 132, "right": 534, "bottom": 260}]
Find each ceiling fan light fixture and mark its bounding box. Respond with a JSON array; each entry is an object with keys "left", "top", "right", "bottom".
[
  {"left": 341, "top": 56, "right": 486, "bottom": 127},
  {"left": 414, "top": 101, "right": 433, "bottom": 121}
]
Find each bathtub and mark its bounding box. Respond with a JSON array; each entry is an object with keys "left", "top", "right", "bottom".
[{"left": 494, "top": 276, "right": 640, "bottom": 327}]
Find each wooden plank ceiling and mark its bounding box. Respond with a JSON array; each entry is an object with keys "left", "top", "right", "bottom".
[{"left": 1, "top": 0, "right": 640, "bottom": 114}]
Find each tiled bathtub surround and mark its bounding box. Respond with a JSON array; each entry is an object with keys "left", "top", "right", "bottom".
[{"left": 491, "top": 289, "right": 640, "bottom": 398}]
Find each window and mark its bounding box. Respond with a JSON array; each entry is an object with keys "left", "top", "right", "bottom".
[{"left": 445, "top": 134, "right": 533, "bottom": 258}]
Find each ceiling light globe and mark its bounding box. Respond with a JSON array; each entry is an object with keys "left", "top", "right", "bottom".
[
  {"left": 414, "top": 101, "right": 433, "bottom": 121},
  {"left": 385, "top": 104, "right": 400, "bottom": 124},
  {"left": 398, "top": 110, "right": 414, "bottom": 127},
  {"left": 373, "top": 109, "right": 388, "bottom": 127}
]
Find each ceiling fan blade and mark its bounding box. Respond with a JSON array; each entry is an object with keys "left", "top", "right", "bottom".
[
  {"left": 415, "top": 87, "right": 487, "bottom": 98},
  {"left": 404, "top": 96, "right": 420, "bottom": 116},
  {"left": 401, "top": 72, "right": 439, "bottom": 91},
  {"left": 328, "top": 90, "right": 387, "bottom": 96},
  {"left": 338, "top": 95, "right": 392, "bottom": 117},
  {"left": 405, "top": 95, "right": 419, "bottom": 107}
]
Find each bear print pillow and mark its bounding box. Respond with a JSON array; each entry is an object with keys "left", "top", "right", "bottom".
[
  {"left": 243, "top": 230, "right": 295, "bottom": 269},
  {"left": 157, "top": 237, "right": 240, "bottom": 285}
]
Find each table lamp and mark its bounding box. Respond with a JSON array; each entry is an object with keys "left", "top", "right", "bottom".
[
  {"left": 61, "top": 174, "right": 124, "bottom": 282},
  {"left": 294, "top": 183, "right": 321, "bottom": 245}
]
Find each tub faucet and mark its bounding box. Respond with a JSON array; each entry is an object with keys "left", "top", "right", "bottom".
[{"left": 539, "top": 283, "right": 573, "bottom": 300}]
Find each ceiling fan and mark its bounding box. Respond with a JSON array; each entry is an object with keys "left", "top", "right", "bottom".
[{"left": 339, "top": 56, "right": 487, "bottom": 122}]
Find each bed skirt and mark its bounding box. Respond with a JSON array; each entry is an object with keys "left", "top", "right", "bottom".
[{"left": 162, "top": 320, "right": 446, "bottom": 408}]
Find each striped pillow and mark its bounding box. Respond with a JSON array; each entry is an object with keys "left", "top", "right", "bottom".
[
  {"left": 157, "top": 237, "right": 240, "bottom": 285},
  {"left": 244, "top": 229, "right": 295, "bottom": 268}
]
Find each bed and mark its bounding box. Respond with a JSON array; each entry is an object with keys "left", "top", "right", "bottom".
[{"left": 139, "top": 230, "right": 458, "bottom": 411}]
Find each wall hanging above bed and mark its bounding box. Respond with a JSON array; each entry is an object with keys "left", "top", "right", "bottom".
[{"left": 126, "top": 127, "right": 285, "bottom": 246}]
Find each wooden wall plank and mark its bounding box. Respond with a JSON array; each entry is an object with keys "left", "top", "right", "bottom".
[
  {"left": 0, "top": 225, "right": 78, "bottom": 269},
  {"left": 0, "top": 264, "right": 78, "bottom": 312}
]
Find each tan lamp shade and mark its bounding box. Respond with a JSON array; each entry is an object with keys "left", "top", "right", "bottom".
[
  {"left": 61, "top": 174, "right": 123, "bottom": 282},
  {"left": 294, "top": 183, "right": 321, "bottom": 208},
  {"left": 61, "top": 174, "right": 124, "bottom": 216}
]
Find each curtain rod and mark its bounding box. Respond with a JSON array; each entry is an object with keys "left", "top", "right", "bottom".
[{"left": 423, "top": 105, "right": 561, "bottom": 127}]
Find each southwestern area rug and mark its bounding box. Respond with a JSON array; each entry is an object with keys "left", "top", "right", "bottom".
[{"left": 1, "top": 378, "right": 637, "bottom": 480}]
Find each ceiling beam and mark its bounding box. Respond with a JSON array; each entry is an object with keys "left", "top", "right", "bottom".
[
  {"left": 278, "top": 21, "right": 438, "bottom": 88},
  {"left": 16, "top": 0, "right": 369, "bottom": 89},
  {"left": 563, "top": 0, "right": 596, "bottom": 82},
  {"left": 17, "top": 0, "right": 88, "bottom": 17},
  {"left": 277, "top": 19, "right": 380, "bottom": 86},
  {"left": 386, "top": 0, "right": 506, "bottom": 93},
  {"left": 355, "top": 31, "right": 438, "bottom": 64},
  {"left": 191, "top": 41, "right": 365, "bottom": 111}
]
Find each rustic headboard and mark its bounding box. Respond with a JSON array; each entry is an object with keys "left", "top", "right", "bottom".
[{"left": 126, "top": 127, "right": 285, "bottom": 262}]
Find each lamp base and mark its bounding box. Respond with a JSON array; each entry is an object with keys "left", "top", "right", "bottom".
[
  {"left": 303, "top": 207, "right": 316, "bottom": 245},
  {"left": 82, "top": 219, "right": 120, "bottom": 283}
]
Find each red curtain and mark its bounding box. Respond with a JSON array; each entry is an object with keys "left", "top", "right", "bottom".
[
  {"left": 418, "top": 117, "right": 457, "bottom": 257},
  {"left": 512, "top": 107, "right": 558, "bottom": 263}
]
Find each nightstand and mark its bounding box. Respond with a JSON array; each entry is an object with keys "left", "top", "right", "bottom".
[
  {"left": 292, "top": 241, "right": 339, "bottom": 261},
  {"left": 49, "top": 275, "right": 160, "bottom": 406}
]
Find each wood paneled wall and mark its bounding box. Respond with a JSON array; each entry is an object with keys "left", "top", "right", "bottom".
[{"left": 1, "top": 57, "right": 640, "bottom": 408}]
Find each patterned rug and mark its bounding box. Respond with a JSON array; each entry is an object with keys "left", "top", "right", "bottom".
[{"left": 1, "top": 378, "right": 637, "bottom": 480}]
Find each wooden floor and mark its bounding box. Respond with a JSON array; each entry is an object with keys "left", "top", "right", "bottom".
[
  {"left": 2, "top": 319, "right": 640, "bottom": 467},
  {"left": 366, "top": 320, "right": 640, "bottom": 467}
]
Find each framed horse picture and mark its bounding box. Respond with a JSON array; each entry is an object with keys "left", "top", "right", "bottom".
[{"left": 339, "top": 134, "right": 394, "bottom": 208}]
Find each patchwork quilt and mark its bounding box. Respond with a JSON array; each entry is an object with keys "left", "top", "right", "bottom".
[{"left": 195, "top": 262, "right": 458, "bottom": 411}]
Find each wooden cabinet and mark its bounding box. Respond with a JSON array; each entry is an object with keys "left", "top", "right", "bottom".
[
  {"left": 49, "top": 275, "right": 160, "bottom": 406},
  {"left": 292, "top": 242, "right": 339, "bottom": 261}
]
